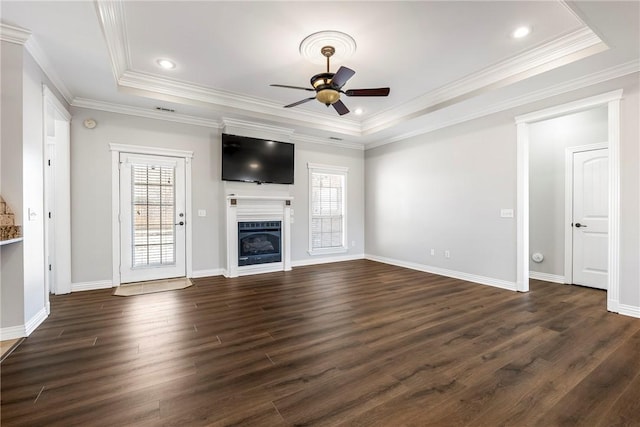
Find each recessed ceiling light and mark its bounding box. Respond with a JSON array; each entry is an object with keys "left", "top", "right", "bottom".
[
  {"left": 156, "top": 59, "right": 176, "bottom": 69},
  {"left": 512, "top": 26, "right": 531, "bottom": 39},
  {"left": 354, "top": 108, "right": 364, "bottom": 115}
]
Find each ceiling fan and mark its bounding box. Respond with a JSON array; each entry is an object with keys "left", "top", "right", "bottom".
[{"left": 270, "top": 46, "right": 390, "bottom": 116}]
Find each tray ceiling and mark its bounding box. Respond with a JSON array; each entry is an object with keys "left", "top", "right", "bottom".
[{"left": 1, "top": 1, "right": 638, "bottom": 147}]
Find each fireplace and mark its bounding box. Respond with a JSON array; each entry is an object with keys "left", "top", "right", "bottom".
[
  {"left": 225, "top": 195, "right": 292, "bottom": 277},
  {"left": 238, "top": 221, "right": 282, "bottom": 266}
]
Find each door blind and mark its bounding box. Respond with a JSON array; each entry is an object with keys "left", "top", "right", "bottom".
[{"left": 131, "top": 164, "right": 176, "bottom": 267}]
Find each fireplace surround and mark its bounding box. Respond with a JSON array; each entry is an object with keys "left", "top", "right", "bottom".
[{"left": 225, "top": 195, "right": 293, "bottom": 277}]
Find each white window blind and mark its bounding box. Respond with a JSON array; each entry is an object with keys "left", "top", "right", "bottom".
[
  {"left": 308, "top": 163, "right": 348, "bottom": 254},
  {"left": 132, "top": 164, "right": 176, "bottom": 267}
]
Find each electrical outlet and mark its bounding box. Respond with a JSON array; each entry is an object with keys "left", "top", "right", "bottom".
[
  {"left": 444, "top": 250, "right": 451, "bottom": 259},
  {"left": 351, "top": 240, "right": 356, "bottom": 247},
  {"left": 430, "top": 249, "right": 435, "bottom": 256}
]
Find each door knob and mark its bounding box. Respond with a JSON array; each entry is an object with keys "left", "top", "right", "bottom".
[{"left": 575, "top": 223, "right": 587, "bottom": 228}]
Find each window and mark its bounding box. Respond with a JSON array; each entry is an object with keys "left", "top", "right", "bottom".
[
  {"left": 308, "top": 163, "right": 348, "bottom": 255},
  {"left": 131, "top": 163, "right": 176, "bottom": 267}
]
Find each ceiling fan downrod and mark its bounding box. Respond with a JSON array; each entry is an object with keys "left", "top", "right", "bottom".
[{"left": 321, "top": 46, "right": 335, "bottom": 73}]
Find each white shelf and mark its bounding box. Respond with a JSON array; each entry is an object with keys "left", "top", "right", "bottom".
[{"left": 0, "top": 237, "right": 23, "bottom": 246}]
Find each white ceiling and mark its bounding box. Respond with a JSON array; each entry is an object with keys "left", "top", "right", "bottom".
[{"left": 1, "top": 1, "right": 638, "bottom": 148}]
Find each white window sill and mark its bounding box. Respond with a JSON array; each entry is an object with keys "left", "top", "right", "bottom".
[{"left": 308, "top": 247, "right": 348, "bottom": 256}]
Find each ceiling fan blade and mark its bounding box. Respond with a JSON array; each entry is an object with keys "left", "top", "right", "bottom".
[
  {"left": 271, "top": 84, "right": 315, "bottom": 92},
  {"left": 284, "top": 97, "right": 316, "bottom": 108},
  {"left": 332, "top": 99, "right": 350, "bottom": 115},
  {"left": 331, "top": 66, "right": 355, "bottom": 89},
  {"left": 344, "top": 88, "right": 390, "bottom": 97}
]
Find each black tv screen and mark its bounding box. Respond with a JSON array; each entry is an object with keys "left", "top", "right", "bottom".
[{"left": 221, "top": 133, "right": 294, "bottom": 184}]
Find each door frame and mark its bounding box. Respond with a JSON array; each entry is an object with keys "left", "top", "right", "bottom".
[
  {"left": 109, "top": 143, "right": 193, "bottom": 286},
  {"left": 43, "top": 84, "right": 71, "bottom": 299},
  {"left": 515, "top": 89, "right": 622, "bottom": 314},
  {"left": 564, "top": 143, "right": 608, "bottom": 286}
]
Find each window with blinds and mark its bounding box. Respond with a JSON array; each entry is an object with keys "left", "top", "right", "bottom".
[
  {"left": 132, "top": 164, "right": 176, "bottom": 267},
  {"left": 308, "top": 164, "right": 348, "bottom": 254}
]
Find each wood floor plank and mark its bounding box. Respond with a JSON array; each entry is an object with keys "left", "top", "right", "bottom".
[{"left": 1, "top": 260, "right": 639, "bottom": 426}]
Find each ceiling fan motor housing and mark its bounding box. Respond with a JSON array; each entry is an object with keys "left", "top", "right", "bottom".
[{"left": 311, "top": 72, "right": 340, "bottom": 105}]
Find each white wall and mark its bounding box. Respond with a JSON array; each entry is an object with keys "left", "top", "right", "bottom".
[
  {"left": 22, "top": 50, "right": 47, "bottom": 322},
  {"left": 528, "top": 107, "right": 608, "bottom": 277},
  {"left": 618, "top": 81, "right": 640, "bottom": 310},
  {"left": 69, "top": 109, "right": 365, "bottom": 284}
]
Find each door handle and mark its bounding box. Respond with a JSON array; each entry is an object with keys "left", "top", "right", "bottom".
[
  {"left": 175, "top": 221, "right": 185, "bottom": 226},
  {"left": 575, "top": 223, "right": 587, "bottom": 228}
]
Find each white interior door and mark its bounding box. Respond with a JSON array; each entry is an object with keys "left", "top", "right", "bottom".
[
  {"left": 120, "top": 153, "right": 186, "bottom": 283},
  {"left": 572, "top": 148, "right": 608, "bottom": 289}
]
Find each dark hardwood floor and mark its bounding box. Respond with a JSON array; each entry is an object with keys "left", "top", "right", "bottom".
[{"left": 2, "top": 260, "right": 639, "bottom": 426}]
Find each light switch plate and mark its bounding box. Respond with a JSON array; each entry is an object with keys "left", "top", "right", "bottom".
[
  {"left": 198, "top": 209, "right": 206, "bottom": 217},
  {"left": 500, "top": 209, "right": 514, "bottom": 218}
]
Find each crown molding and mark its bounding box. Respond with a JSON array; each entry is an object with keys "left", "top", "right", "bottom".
[
  {"left": 222, "top": 117, "right": 294, "bottom": 137},
  {"left": 117, "top": 70, "right": 363, "bottom": 136},
  {"left": 94, "top": 1, "right": 608, "bottom": 141},
  {"left": 362, "top": 26, "right": 607, "bottom": 136},
  {"left": 366, "top": 60, "right": 639, "bottom": 150},
  {"left": 0, "top": 23, "right": 31, "bottom": 44},
  {"left": 71, "top": 97, "right": 222, "bottom": 128},
  {"left": 0, "top": 23, "right": 73, "bottom": 104},
  {"left": 95, "top": 0, "right": 131, "bottom": 81},
  {"left": 290, "top": 133, "right": 364, "bottom": 151},
  {"left": 26, "top": 38, "right": 74, "bottom": 104},
  {"left": 72, "top": 97, "right": 364, "bottom": 150}
]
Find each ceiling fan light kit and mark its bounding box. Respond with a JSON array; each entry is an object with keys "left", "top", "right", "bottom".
[{"left": 271, "top": 32, "right": 390, "bottom": 116}]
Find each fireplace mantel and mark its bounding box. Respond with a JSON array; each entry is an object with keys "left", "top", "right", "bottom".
[{"left": 225, "top": 195, "right": 293, "bottom": 277}]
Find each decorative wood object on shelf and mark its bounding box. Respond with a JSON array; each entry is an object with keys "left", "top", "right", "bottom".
[{"left": 0, "top": 196, "right": 22, "bottom": 241}]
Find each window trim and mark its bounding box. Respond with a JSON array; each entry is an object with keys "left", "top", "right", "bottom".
[{"left": 307, "top": 162, "right": 348, "bottom": 256}]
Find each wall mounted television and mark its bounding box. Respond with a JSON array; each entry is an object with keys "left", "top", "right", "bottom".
[{"left": 221, "top": 133, "right": 294, "bottom": 184}]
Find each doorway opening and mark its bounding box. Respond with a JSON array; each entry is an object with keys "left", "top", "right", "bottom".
[
  {"left": 43, "top": 85, "right": 71, "bottom": 299},
  {"left": 515, "top": 89, "right": 622, "bottom": 313}
]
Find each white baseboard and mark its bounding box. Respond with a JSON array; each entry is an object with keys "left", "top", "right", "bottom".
[
  {"left": 0, "top": 324, "right": 26, "bottom": 340},
  {"left": 291, "top": 253, "right": 365, "bottom": 268},
  {"left": 191, "top": 268, "right": 225, "bottom": 278},
  {"left": 617, "top": 303, "right": 640, "bottom": 318},
  {"left": 71, "top": 280, "right": 113, "bottom": 292},
  {"left": 365, "top": 254, "right": 517, "bottom": 291},
  {"left": 529, "top": 271, "right": 566, "bottom": 284},
  {"left": 1, "top": 306, "right": 49, "bottom": 340},
  {"left": 25, "top": 307, "right": 48, "bottom": 335}
]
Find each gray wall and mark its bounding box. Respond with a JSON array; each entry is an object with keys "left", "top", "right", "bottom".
[
  {"left": 1, "top": 41, "right": 25, "bottom": 330},
  {"left": 69, "top": 109, "right": 365, "bottom": 284},
  {"left": 1, "top": 44, "right": 68, "bottom": 333},
  {"left": 528, "top": 107, "right": 608, "bottom": 277},
  {"left": 365, "top": 115, "right": 517, "bottom": 283},
  {"left": 365, "top": 74, "right": 639, "bottom": 311}
]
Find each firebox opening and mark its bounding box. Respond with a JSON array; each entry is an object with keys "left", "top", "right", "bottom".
[{"left": 238, "top": 221, "right": 282, "bottom": 266}]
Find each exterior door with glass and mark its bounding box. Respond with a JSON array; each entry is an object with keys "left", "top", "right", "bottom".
[{"left": 119, "top": 153, "right": 186, "bottom": 283}]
